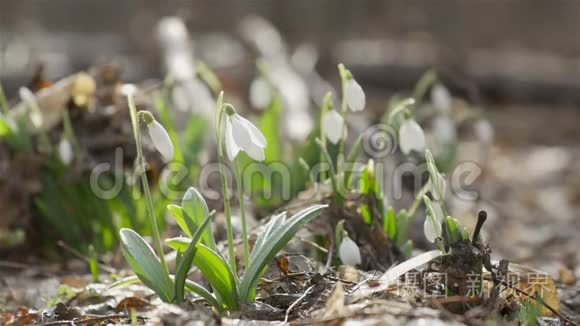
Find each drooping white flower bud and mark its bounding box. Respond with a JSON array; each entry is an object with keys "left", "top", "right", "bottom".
[
  {"left": 19, "top": 87, "right": 35, "bottom": 105},
  {"left": 58, "top": 138, "right": 73, "bottom": 165},
  {"left": 339, "top": 236, "right": 361, "bottom": 266},
  {"left": 345, "top": 78, "right": 365, "bottom": 112},
  {"left": 432, "top": 116, "right": 456, "bottom": 144},
  {"left": 399, "top": 119, "right": 425, "bottom": 155},
  {"left": 249, "top": 78, "right": 272, "bottom": 109},
  {"left": 224, "top": 107, "right": 267, "bottom": 162},
  {"left": 120, "top": 84, "right": 137, "bottom": 97},
  {"left": 430, "top": 84, "right": 452, "bottom": 114},
  {"left": 423, "top": 217, "right": 441, "bottom": 243},
  {"left": 322, "top": 109, "right": 345, "bottom": 144},
  {"left": 147, "top": 119, "right": 174, "bottom": 161},
  {"left": 474, "top": 119, "right": 494, "bottom": 144}
]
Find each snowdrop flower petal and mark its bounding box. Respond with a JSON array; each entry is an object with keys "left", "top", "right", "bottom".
[
  {"left": 339, "top": 236, "right": 361, "bottom": 266},
  {"left": 432, "top": 116, "right": 456, "bottom": 144},
  {"left": 58, "top": 138, "right": 73, "bottom": 165},
  {"left": 238, "top": 115, "right": 267, "bottom": 147},
  {"left": 286, "top": 110, "right": 314, "bottom": 141},
  {"left": 322, "top": 109, "right": 345, "bottom": 144},
  {"left": 249, "top": 78, "right": 272, "bottom": 109},
  {"left": 474, "top": 119, "right": 494, "bottom": 144},
  {"left": 120, "top": 84, "right": 137, "bottom": 97},
  {"left": 423, "top": 218, "right": 441, "bottom": 243},
  {"left": 19, "top": 87, "right": 35, "bottom": 105},
  {"left": 30, "top": 111, "right": 43, "bottom": 129},
  {"left": 431, "top": 84, "right": 452, "bottom": 114},
  {"left": 224, "top": 112, "right": 267, "bottom": 162},
  {"left": 147, "top": 120, "right": 174, "bottom": 161},
  {"left": 399, "top": 119, "right": 425, "bottom": 155},
  {"left": 224, "top": 118, "right": 241, "bottom": 161},
  {"left": 432, "top": 200, "right": 446, "bottom": 222},
  {"left": 230, "top": 114, "right": 253, "bottom": 149},
  {"left": 243, "top": 141, "right": 266, "bottom": 162},
  {"left": 346, "top": 79, "right": 365, "bottom": 112}
]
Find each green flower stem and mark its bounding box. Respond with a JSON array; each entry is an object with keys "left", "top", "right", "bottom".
[
  {"left": 61, "top": 109, "right": 81, "bottom": 156},
  {"left": 412, "top": 70, "right": 437, "bottom": 103},
  {"left": 0, "top": 83, "right": 9, "bottom": 115},
  {"left": 196, "top": 62, "right": 222, "bottom": 96},
  {"left": 234, "top": 159, "right": 249, "bottom": 266},
  {"left": 315, "top": 137, "right": 340, "bottom": 203},
  {"left": 127, "top": 94, "right": 169, "bottom": 276},
  {"left": 406, "top": 181, "right": 431, "bottom": 219},
  {"left": 337, "top": 64, "right": 350, "bottom": 182},
  {"left": 21, "top": 94, "right": 52, "bottom": 153},
  {"left": 214, "top": 92, "right": 237, "bottom": 276},
  {"left": 319, "top": 92, "right": 332, "bottom": 182},
  {"left": 386, "top": 98, "right": 415, "bottom": 126}
]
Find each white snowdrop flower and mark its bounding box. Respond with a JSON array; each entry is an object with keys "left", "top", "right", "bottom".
[
  {"left": 167, "top": 53, "right": 195, "bottom": 81},
  {"left": 474, "top": 119, "right": 494, "bottom": 144},
  {"left": 249, "top": 78, "right": 271, "bottom": 109},
  {"left": 345, "top": 78, "right": 365, "bottom": 112},
  {"left": 339, "top": 236, "right": 361, "bottom": 266},
  {"left": 399, "top": 119, "right": 426, "bottom": 155},
  {"left": 19, "top": 87, "right": 43, "bottom": 128},
  {"left": 430, "top": 84, "right": 452, "bottom": 114},
  {"left": 19, "top": 86, "right": 35, "bottom": 105},
  {"left": 322, "top": 109, "right": 346, "bottom": 145},
  {"left": 171, "top": 84, "right": 191, "bottom": 112},
  {"left": 58, "top": 138, "right": 73, "bottom": 165},
  {"left": 432, "top": 116, "right": 456, "bottom": 144},
  {"left": 224, "top": 107, "right": 267, "bottom": 162},
  {"left": 286, "top": 110, "right": 314, "bottom": 141},
  {"left": 147, "top": 119, "right": 174, "bottom": 161},
  {"left": 120, "top": 84, "right": 137, "bottom": 97},
  {"left": 157, "top": 17, "right": 189, "bottom": 45},
  {"left": 423, "top": 217, "right": 441, "bottom": 243}
]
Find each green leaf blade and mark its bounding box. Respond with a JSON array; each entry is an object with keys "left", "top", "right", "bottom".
[
  {"left": 174, "top": 210, "right": 215, "bottom": 304},
  {"left": 181, "top": 187, "right": 217, "bottom": 250},
  {"left": 119, "top": 228, "right": 173, "bottom": 302},
  {"left": 167, "top": 238, "right": 238, "bottom": 309},
  {"left": 239, "top": 204, "right": 327, "bottom": 302}
]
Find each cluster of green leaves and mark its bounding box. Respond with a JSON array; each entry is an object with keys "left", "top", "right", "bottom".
[
  {"left": 34, "top": 162, "right": 168, "bottom": 254},
  {"left": 0, "top": 82, "right": 209, "bottom": 254},
  {"left": 115, "top": 186, "right": 326, "bottom": 311},
  {"left": 356, "top": 160, "right": 414, "bottom": 256}
]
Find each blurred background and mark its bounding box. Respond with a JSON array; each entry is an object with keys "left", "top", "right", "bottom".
[{"left": 3, "top": 0, "right": 580, "bottom": 107}]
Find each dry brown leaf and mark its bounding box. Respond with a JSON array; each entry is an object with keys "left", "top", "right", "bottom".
[
  {"left": 317, "top": 282, "right": 345, "bottom": 320},
  {"left": 275, "top": 255, "right": 289, "bottom": 275},
  {"left": 114, "top": 296, "right": 151, "bottom": 313},
  {"left": 506, "top": 263, "right": 560, "bottom": 316}
]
